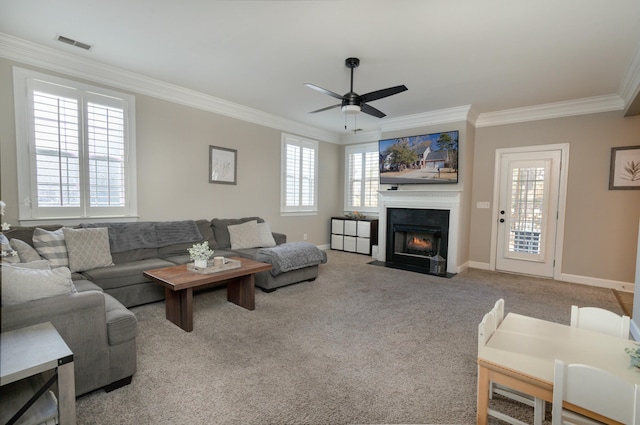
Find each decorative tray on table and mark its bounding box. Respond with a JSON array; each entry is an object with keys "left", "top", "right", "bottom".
[{"left": 187, "top": 259, "right": 242, "bottom": 274}]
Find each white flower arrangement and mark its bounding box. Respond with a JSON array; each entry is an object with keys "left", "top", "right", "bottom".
[
  {"left": 188, "top": 241, "right": 214, "bottom": 262},
  {"left": 625, "top": 342, "right": 640, "bottom": 368},
  {"left": 0, "top": 200, "right": 19, "bottom": 259}
]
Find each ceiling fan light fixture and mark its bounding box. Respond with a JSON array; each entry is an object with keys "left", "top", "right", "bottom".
[{"left": 342, "top": 104, "right": 361, "bottom": 114}]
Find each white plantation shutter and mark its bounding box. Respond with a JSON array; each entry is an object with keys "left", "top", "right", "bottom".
[
  {"left": 86, "top": 98, "right": 126, "bottom": 209},
  {"left": 345, "top": 143, "right": 379, "bottom": 212},
  {"left": 281, "top": 134, "right": 318, "bottom": 214},
  {"left": 32, "top": 89, "right": 81, "bottom": 209},
  {"left": 14, "top": 68, "right": 137, "bottom": 222}
]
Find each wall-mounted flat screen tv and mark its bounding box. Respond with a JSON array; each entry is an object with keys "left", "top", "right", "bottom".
[{"left": 379, "top": 130, "right": 459, "bottom": 185}]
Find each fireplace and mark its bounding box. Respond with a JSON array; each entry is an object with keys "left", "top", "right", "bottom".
[
  {"left": 377, "top": 190, "right": 461, "bottom": 275},
  {"left": 386, "top": 208, "right": 450, "bottom": 276}
]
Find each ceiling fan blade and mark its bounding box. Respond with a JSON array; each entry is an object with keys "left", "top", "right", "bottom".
[
  {"left": 361, "top": 103, "right": 386, "bottom": 118},
  {"left": 359, "top": 85, "right": 408, "bottom": 103},
  {"left": 309, "top": 104, "right": 341, "bottom": 114},
  {"left": 304, "top": 83, "right": 344, "bottom": 100}
]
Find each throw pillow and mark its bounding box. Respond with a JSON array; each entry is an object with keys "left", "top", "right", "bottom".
[
  {"left": 32, "top": 227, "right": 69, "bottom": 268},
  {"left": 4, "top": 259, "right": 51, "bottom": 269},
  {"left": 1, "top": 234, "right": 20, "bottom": 263},
  {"left": 10, "top": 238, "right": 42, "bottom": 263},
  {"left": 228, "top": 220, "right": 262, "bottom": 250},
  {"left": 63, "top": 227, "right": 114, "bottom": 272},
  {"left": 1, "top": 265, "right": 76, "bottom": 306},
  {"left": 211, "top": 217, "right": 263, "bottom": 249},
  {"left": 257, "top": 222, "right": 276, "bottom": 248}
]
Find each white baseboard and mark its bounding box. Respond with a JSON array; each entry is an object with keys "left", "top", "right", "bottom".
[
  {"left": 466, "top": 262, "right": 635, "bottom": 292},
  {"left": 468, "top": 261, "right": 491, "bottom": 270},
  {"left": 559, "top": 273, "right": 634, "bottom": 292}
]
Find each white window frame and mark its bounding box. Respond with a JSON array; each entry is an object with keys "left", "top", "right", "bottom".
[
  {"left": 13, "top": 67, "right": 138, "bottom": 225},
  {"left": 344, "top": 142, "right": 379, "bottom": 214},
  {"left": 280, "top": 133, "right": 318, "bottom": 216}
]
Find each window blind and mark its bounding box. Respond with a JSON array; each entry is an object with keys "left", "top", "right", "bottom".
[
  {"left": 346, "top": 144, "right": 379, "bottom": 211},
  {"left": 14, "top": 67, "right": 136, "bottom": 222},
  {"left": 281, "top": 134, "right": 318, "bottom": 214}
]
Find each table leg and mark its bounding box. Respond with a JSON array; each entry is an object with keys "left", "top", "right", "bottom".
[
  {"left": 57, "top": 360, "right": 76, "bottom": 425},
  {"left": 165, "top": 288, "right": 193, "bottom": 332},
  {"left": 477, "top": 365, "right": 489, "bottom": 425},
  {"left": 227, "top": 274, "right": 255, "bottom": 310}
]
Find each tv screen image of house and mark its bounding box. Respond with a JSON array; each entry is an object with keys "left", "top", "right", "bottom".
[{"left": 379, "top": 130, "right": 459, "bottom": 185}]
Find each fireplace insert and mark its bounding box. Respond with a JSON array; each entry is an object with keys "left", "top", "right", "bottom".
[{"left": 386, "top": 208, "right": 450, "bottom": 276}]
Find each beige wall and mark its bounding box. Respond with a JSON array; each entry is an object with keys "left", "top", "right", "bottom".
[
  {"left": 2, "top": 56, "right": 639, "bottom": 283},
  {"left": 0, "top": 58, "right": 341, "bottom": 246},
  {"left": 469, "top": 112, "right": 640, "bottom": 283}
]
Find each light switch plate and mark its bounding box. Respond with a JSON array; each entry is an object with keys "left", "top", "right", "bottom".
[{"left": 477, "top": 201, "right": 490, "bottom": 209}]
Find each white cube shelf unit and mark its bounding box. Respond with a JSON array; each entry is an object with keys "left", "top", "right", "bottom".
[{"left": 330, "top": 217, "right": 379, "bottom": 255}]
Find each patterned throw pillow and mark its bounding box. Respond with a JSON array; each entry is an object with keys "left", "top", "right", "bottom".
[
  {"left": 228, "top": 220, "right": 262, "bottom": 250},
  {"left": 1, "top": 265, "right": 76, "bottom": 306},
  {"left": 33, "top": 228, "right": 69, "bottom": 268},
  {"left": 1, "top": 234, "right": 20, "bottom": 263},
  {"left": 10, "top": 239, "right": 42, "bottom": 263},
  {"left": 62, "top": 227, "right": 114, "bottom": 272}
]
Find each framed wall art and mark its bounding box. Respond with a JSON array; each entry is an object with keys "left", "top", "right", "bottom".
[
  {"left": 609, "top": 145, "right": 640, "bottom": 190},
  {"left": 209, "top": 145, "right": 237, "bottom": 185}
]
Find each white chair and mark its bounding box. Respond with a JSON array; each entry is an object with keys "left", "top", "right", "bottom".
[
  {"left": 570, "top": 305, "right": 631, "bottom": 338},
  {"left": 478, "top": 305, "right": 545, "bottom": 425},
  {"left": 493, "top": 298, "right": 505, "bottom": 325},
  {"left": 552, "top": 359, "right": 640, "bottom": 425}
]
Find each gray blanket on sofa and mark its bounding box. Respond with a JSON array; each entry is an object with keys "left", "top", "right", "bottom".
[
  {"left": 255, "top": 242, "right": 327, "bottom": 276},
  {"left": 81, "top": 221, "right": 203, "bottom": 253}
]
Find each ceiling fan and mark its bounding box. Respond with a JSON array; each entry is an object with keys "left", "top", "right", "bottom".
[{"left": 305, "top": 57, "right": 408, "bottom": 118}]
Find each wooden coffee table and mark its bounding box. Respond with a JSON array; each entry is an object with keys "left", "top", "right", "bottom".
[{"left": 144, "top": 257, "right": 272, "bottom": 332}]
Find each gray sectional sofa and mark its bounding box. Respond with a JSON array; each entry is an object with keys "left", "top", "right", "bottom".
[{"left": 1, "top": 216, "right": 326, "bottom": 396}]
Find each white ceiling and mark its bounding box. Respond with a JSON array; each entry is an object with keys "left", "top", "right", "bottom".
[{"left": 1, "top": 0, "right": 640, "bottom": 140}]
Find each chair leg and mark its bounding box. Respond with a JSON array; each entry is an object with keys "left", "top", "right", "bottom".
[{"left": 533, "top": 398, "right": 545, "bottom": 425}]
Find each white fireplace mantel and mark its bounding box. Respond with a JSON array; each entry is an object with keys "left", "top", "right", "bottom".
[{"left": 377, "top": 190, "right": 462, "bottom": 274}]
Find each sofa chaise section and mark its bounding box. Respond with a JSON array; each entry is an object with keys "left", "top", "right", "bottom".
[{"left": 0, "top": 280, "right": 137, "bottom": 396}]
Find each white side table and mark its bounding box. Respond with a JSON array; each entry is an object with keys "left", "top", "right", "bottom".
[{"left": 1, "top": 322, "right": 76, "bottom": 425}]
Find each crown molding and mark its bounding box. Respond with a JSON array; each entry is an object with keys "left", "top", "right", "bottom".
[
  {"left": 2, "top": 32, "right": 637, "bottom": 138},
  {"left": 0, "top": 33, "right": 340, "bottom": 144},
  {"left": 620, "top": 40, "right": 640, "bottom": 116},
  {"left": 474, "top": 94, "right": 625, "bottom": 128},
  {"left": 379, "top": 105, "right": 473, "bottom": 132}
]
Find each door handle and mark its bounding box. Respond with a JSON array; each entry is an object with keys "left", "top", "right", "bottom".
[{"left": 499, "top": 218, "right": 505, "bottom": 223}]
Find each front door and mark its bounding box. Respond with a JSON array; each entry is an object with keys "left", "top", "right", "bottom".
[{"left": 494, "top": 147, "right": 566, "bottom": 278}]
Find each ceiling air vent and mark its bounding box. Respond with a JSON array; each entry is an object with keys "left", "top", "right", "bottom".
[{"left": 56, "top": 35, "right": 92, "bottom": 50}]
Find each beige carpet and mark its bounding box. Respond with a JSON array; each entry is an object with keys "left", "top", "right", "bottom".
[{"left": 75, "top": 250, "right": 624, "bottom": 425}]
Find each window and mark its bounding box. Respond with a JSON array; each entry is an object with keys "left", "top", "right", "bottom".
[
  {"left": 281, "top": 133, "right": 318, "bottom": 215},
  {"left": 13, "top": 67, "right": 137, "bottom": 223},
  {"left": 345, "top": 143, "right": 379, "bottom": 212}
]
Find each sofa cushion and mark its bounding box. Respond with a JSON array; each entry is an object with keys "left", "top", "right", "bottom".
[
  {"left": 9, "top": 239, "right": 41, "bottom": 263},
  {"left": 1, "top": 264, "right": 76, "bottom": 306},
  {"left": 32, "top": 227, "right": 69, "bottom": 268},
  {"left": 103, "top": 293, "right": 138, "bottom": 345},
  {"left": 73, "top": 279, "right": 104, "bottom": 293},
  {"left": 81, "top": 258, "right": 175, "bottom": 290},
  {"left": 211, "top": 217, "right": 263, "bottom": 249},
  {"left": 1, "top": 234, "right": 19, "bottom": 263},
  {"left": 157, "top": 219, "right": 217, "bottom": 256},
  {"left": 63, "top": 227, "right": 114, "bottom": 272},
  {"left": 110, "top": 248, "right": 159, "bottom": 264}
]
